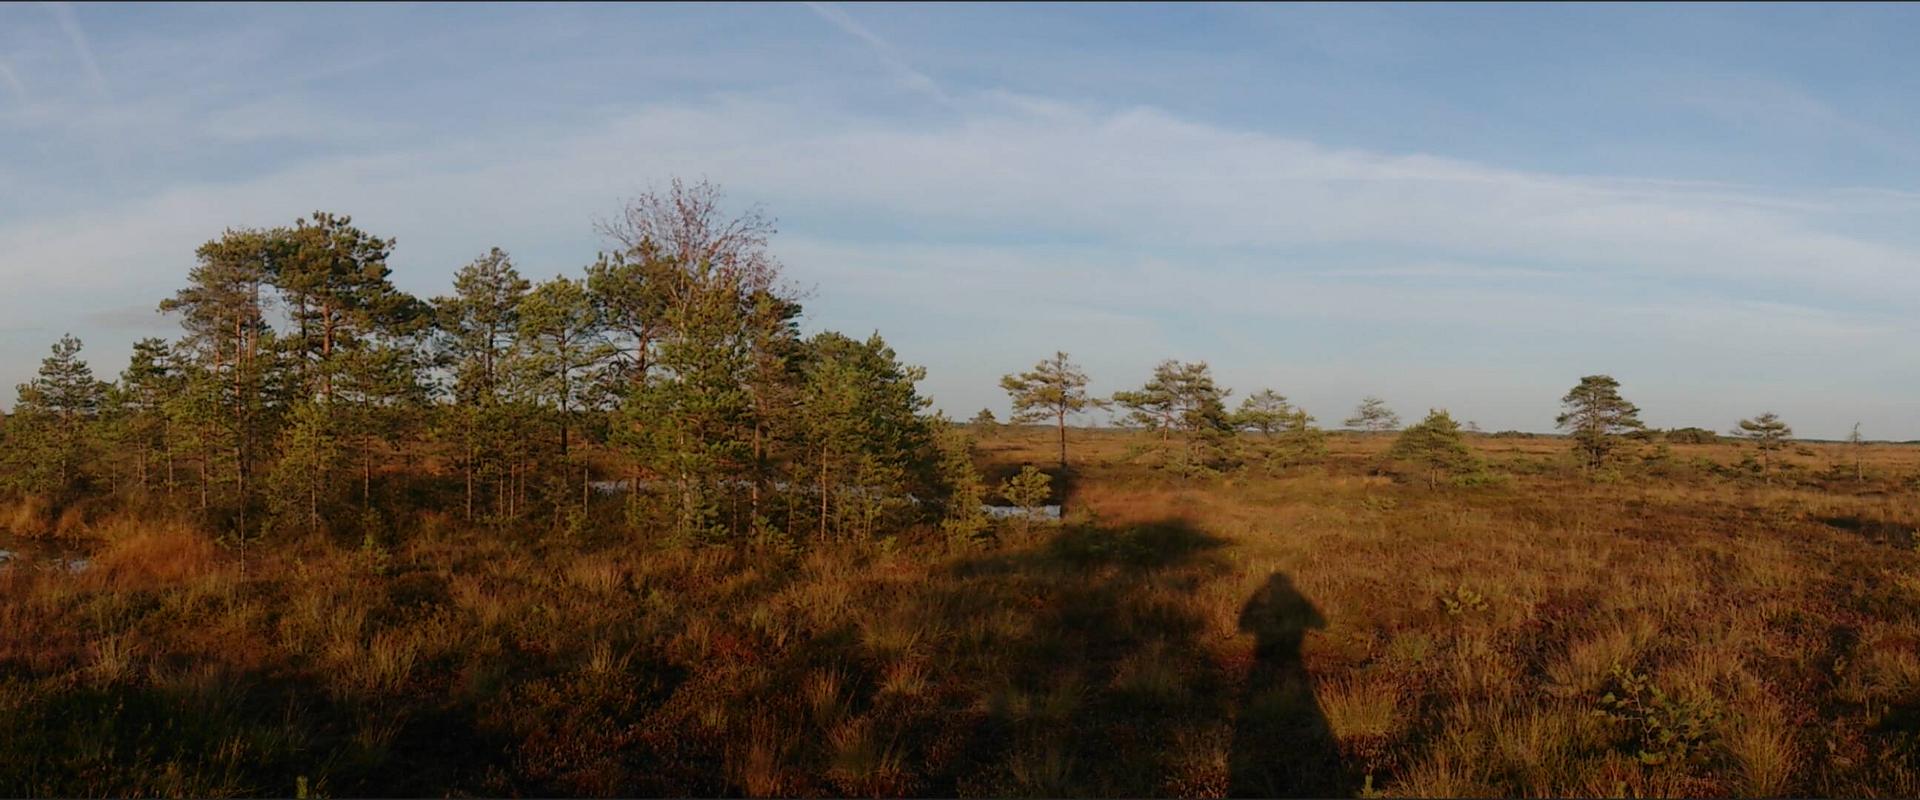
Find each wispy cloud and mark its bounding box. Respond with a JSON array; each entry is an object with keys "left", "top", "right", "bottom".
[
  {"left": 802, "top": 2, "right": 951, "bottom": 105},
  {"left": 0, "top": 57, "right": 26, "bottom": 104},
  {"left": 14, "top": 86, "right": 1920, "bottom": 434},
  {"left": 1658, "top": 72, "right": 1920, "bottom": 163},
  {"left": 44, "top": 1, "right": 108, "bottom": 99}
]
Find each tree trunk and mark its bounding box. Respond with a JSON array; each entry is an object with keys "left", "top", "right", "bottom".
[
  {"left": 296, "top": 296, "right": 310, "bottom": 394},
  {"left": 818, "top": 451, "right": 830, "bottom": 540},
  {"left": 750, "top": 422, "right": 763, "bottom": 526},
  {"left": 1056, "top": 409, "right": 1067, "bottom": 469},
  {"left": 321, "top": 305, "right": 335, "bottom": 402},
  {"left": 678, "top": 471, "right": 694, "bottom": 539},
  {"left": 235, "top": 438, "right": 248, "bottom": 538},
  {"left": 558, "top": 357, "right": 570, "bottom": 457},
  {"left": 464, "top": 447, "right": 475, "bottom": 522}
]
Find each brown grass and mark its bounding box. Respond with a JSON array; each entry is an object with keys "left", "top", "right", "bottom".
[
  {"left": 2, "top": 428, "right": 1919, "bottom": 796},
  {"left": 88, "top": 521, "right": 218, "bottom": 588}
]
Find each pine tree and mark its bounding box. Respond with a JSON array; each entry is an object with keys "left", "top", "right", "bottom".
[
  {"left": 334, "top": 340, "right": 430, "bottom": 511},
  {"left": 268, "top": 212, "right": 428, "bottom": 524},
  {"left": 1344, "top": 396, "right": 1401, "bottom": 432},
  {"left": 437, "top": 248, "right": 532, "bottom": 403},
  {"left": 585, "top": 241, "right": 677, "bottom": 396},
  {"left": 1387, "top": 409, "right": 1481, "bottom": 488},
  {"left": 433, "top": 249, "right": 532, "bottom": 520},
  {"left": 1113, "top": 360, "right": 1235, "bottom": 472},
  {"left": 1000, "top": 352, "right": 1104, "bottom": 469},
  {"left": 596, "top": 181, "right": 809, "bottom": 542},
  {"left": 795, "top": 332, "right": 933, "bottom": 541},
  {"left": 1256, "top": 408, "right": 1328, "bottom": 470},
  {"left": 1847, "top": 422, "right": 1865, "bottom": 481},
  {"left": 515, "top": 276, "right": 605, "bottom": 458},
  {"left": 1733, "top": 412, "right": 1793, "bottom": 480},
  {"left": 998, "top": 465, "right": 1052, "bottom": 537},
  {"left": 4, "top": 335, "right": 107, "bottom": 496},
  {"left": 1233, "top": 389, "right": 1296, "bottom": 435},
  {"left": 266, "top": 400, "right": 339, "bottom": 534},
  {"left": 108, "top": 338, "right": 182, "bottom": 498},
  {"left": 2, "top": 384, "right": 59, "bottom": 496},
  {"left": 739, "top": 289, "right": 806, "bottom": 535},
  {"left": 1555, "top": 375, "right": 1644, "bottom": 472},
  {"left": 274, "top": 212, "right": 412, "bottom": 403},
  {"left": 161, "top": 228, "right": 283, "bottom": 533},
  {"left": 164, "top": 363, "right": 228, "bottom": 514},
  {"left": 619, "top": 275, "right": 758, "bottom": 541},
  {"left": 933, "top": 418, "right": 990, "bottom": 546}
]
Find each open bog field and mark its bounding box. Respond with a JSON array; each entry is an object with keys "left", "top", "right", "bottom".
[{"left": 3, "top": 427, "right": 1917, "bottom": 797}]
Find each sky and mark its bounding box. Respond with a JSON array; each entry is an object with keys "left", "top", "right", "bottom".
[{"left": 5, "top": 2, "right": 1920, "bottom": 438}]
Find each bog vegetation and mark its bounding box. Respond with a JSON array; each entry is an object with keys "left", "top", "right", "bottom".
[{"left": 2, "top": 181, "right": 1918, "bottom": 797}]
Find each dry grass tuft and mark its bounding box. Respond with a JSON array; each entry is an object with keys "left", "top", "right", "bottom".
[
  {"left": 0, "top": 496, "right": 52, "bottom": 536},
  {"left": 1546, "top": 620, "right": 1657, "bottom": 697},
  {"left": 90, "top": 521, "right": 218, "bottom": 587},
  {"left": 1320, "top": 675, "right": 1402, "bottom": 742},
  {"left": 1725, "top": 713, "right": 1798, "bottom": 796}
]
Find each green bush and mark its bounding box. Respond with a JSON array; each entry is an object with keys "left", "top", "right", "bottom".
[
  {"left": 1664, "top": 427, "right": 1719, "bottom": 445},
  {"left": 1593, "top": 663, "right": 1720, "bottom": 766}
]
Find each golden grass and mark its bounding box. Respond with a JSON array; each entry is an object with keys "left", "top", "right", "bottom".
[
  {"left": 88, "top": 522, "right": 217, "bottom": 588},
  {"left": 0, "top": 495, "right": 51, "bottom": 536},
  {"left": 3, "top": 429, "right": 1920, "bottom": 796},
  {"left": 1319, "top": 675, "right": 1401, "bottom": 741}
]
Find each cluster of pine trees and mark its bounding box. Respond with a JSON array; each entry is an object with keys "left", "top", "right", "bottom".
[
  {"left": 993, "top": 358, "right": 1820, "bottom": 488},
  {"left": 0, "top": 180, "right": 987, "bottom": 546},
  {"left": 999, "top": 353, "right": 1331, "bottom": 477}
]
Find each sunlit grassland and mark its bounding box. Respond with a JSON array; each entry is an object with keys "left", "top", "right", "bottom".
[{"left": 3, "top": 426, "right": 1918, "bottom": 797}]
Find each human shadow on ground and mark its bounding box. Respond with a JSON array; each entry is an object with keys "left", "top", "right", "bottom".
[
  {"left": 1229, "top": 572, "right": 1348, "bottom": 797},
  {"left": 863, "top": 521, "right": 1351, "bottom": 797}
]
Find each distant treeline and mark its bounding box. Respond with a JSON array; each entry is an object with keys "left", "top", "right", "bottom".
[{"left": 0, "top": 181, "right": 1874, "bottom": 543}]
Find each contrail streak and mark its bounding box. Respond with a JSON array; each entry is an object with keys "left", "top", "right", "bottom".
[
  {"left": 45, "top": 1, "right": 108, "bottom": 99},
  {"left": 803, "top": 1, "right": 951, "bottom": 106},
  {"left": 0, "top": 58, "right": 27, "bottom": 104}
]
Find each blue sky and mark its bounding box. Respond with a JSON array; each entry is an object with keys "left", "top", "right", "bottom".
[{"left": 6, "top": 3, "right": 1920, "bottom": 438}]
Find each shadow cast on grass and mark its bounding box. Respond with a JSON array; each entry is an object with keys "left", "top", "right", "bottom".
[
  {"left": 0, "top": 667, "right": 515, "bottom": 798},
  {"left": 1818, "top": 515, "right": 1917, "bottom": 548},
  {"left": 894, "top": 519, "right": 1347, "bottom": 796},
  {"left": 1230, "top": 572, "right": 1345, "bottom": 797},
  {"left": 1, "top": 517, "right": 1350, "bottom": 797}
]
